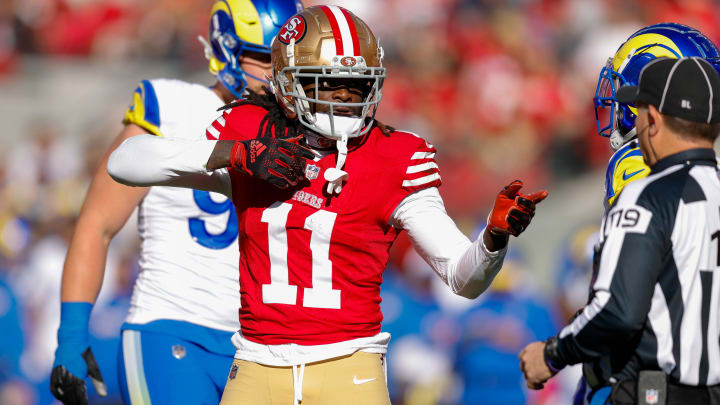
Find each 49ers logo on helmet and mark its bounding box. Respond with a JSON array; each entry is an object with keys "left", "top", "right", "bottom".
[
  {"left": 340, "top": 57, "right": 357, "bottom": 67},
  {"left": 278, "top": 15, "right": 307, "bottom": 45}
]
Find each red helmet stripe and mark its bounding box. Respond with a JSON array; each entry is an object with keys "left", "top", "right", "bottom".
[
  {"left": 339, "top": 7, "right": 361, "bottom": 56},
  {"left": 320, "top": 6, "right": 344, "bottom": 55}
]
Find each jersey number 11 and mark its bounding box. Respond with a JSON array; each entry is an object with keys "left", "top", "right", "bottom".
[{"left": 261, "top": 202, "right": 342, "bottom": 309}]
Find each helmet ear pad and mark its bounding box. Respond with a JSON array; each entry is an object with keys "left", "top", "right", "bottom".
[{"left": 617, "top": 100, "right": 637, "bottom": 134}]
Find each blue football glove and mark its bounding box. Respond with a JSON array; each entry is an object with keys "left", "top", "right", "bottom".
[{"left": 50, "top": 302, "right": 107, "bottom": 404}]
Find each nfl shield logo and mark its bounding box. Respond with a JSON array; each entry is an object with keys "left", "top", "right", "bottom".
[
  {"left": 229, "top": 364, "right": 238, "bottom": 380},
  {"left": 305, "top": 164, "right": 320, "bottom": 180},
  {"left": 172, "top": 344, "right": 186, "bottom": 359},
  {"left": 645, "top": 388, "right": 658, "bottom": 404}
]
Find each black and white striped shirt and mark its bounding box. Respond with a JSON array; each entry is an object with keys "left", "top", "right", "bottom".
[{"left": 554, "top": 148, "right": 720, "bottom": 387}]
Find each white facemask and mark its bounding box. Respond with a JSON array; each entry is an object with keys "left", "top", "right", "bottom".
[{"left": 311, "top": 113, "right": 365, "bottom": 140}]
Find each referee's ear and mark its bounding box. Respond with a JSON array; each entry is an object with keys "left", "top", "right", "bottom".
[{"left": 647, "top": 104, "right": 663, "bottom": 138}]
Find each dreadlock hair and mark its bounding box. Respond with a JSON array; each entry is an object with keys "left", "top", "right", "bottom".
[
  {"left": 219, "top": 88, "right": 302, "bottom": 139},
  {"left": 219, "top": 87, "right": 396, "bottom": 139}
]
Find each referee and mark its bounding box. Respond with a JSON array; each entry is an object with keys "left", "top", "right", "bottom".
[{"left": 520, "top": 56, "right": 720, "bottom": 405}]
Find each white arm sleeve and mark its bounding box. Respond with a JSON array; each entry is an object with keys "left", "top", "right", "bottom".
[
  {"left": 107, "top": 134, "right": 232, "bottom": 198},
  {"left": 391, "top": 187, "right": 508, "bottom": 299}
]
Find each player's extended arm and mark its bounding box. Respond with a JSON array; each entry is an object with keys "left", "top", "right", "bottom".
[
  {"left": 392, "top": 188, "right": 503, "bottom": 298},
  {"left": 392, "top": 182, "right": 547, "bottom": 299},
  {"left": 107, "top": 134, "right": 313, "bottom": 192},
  {"left": 51, "top": 124, "right": 150, "bottom": 404}
]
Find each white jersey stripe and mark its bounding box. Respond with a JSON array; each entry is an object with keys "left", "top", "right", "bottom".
[
  {"left": 674, "top": 198, "right": 704, "bottom": 385},
  {"left": 406, "top": 162, "right": 439, "bottom": 174},
  {"left": 411, "top": 151, "right": 435, "bottom": 160},
  {"left": 648, "top": 284, "right": 676, "bottom": 374},
  {"left": 216, "top": 116, "right": 226, "bottom": 127},
  {"left": 328, "top": 6, "right": 354, "bottom": 56},
  {"left": 402, "top": 173, "right": 441, "bottom": 187},
  {"left": 708, "top": 270, "right": 720, "bottom": 383},
  {"left": 560, "top": 291, "right": 612, "bottom": 338},
  {"left": 680, "top": 268, "right": 703, "bottom": 385},
  {"left": 206, "top": 124, "right": 220, "bottom": 138},
  {"left": 122, "top": 330, "right": 152, "bottom": 405}
]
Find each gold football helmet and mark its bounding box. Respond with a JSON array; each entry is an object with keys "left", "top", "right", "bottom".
[{"left": 270, "top": 5, "right": 385, "bottom": 142}]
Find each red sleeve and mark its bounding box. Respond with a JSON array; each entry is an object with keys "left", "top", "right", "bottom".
[
  {"left": 205, "top": 104, "right": 269, "bottom": 141},
  {"left": 380, "top": 132, "right": 442, "bottom": 222}
]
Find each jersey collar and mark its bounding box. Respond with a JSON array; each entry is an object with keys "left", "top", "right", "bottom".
[{"left": 651, "top": 148, "right": 717, "bottom": 173}]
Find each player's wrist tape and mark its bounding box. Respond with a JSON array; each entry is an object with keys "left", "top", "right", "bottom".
[
  {"left": 544, "top": 336, "right": 565, "bottom": 373},
  {"left": 57, "top": 302, "right": 93, "bottom": 345}
]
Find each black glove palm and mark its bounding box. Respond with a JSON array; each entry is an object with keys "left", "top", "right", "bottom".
[{"left": 50, "top": 348, "right": 106, "bottom": 405}]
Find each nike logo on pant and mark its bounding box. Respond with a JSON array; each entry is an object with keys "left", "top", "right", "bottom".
[{"left": 353, "top": 376, "right": 376, "bottom": 385}]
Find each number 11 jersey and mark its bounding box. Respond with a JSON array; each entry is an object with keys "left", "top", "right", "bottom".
[{"left": 209, "top": 104, "right": 442, "bottom": 350}]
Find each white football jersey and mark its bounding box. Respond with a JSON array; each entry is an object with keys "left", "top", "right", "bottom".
[{"left": 122, "top": 78, "right": 239, "bottom": 332}]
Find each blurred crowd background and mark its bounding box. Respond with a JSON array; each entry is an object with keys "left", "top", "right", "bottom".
[{"left": 0, "top": 0, "right": 718, "bottom": 404}]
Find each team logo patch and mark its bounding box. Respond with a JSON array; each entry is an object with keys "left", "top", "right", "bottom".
[
  {"left": 229, "top": 364, "right": 238, "bottom": 380},
  {"left": 340, "top": 56, "right": 357, "bottom": 67},
  {"left": 305, "top": 164, "right": 320, "bottom": 180},
  {"left": 645, "top": 389, "right": 658, "bottom": 404},
  {"left": 278, "top": 15, "right": 307, "bottom": 45},
  {"left": 172, "top": 345, "right": 186, "bottom": 360}
]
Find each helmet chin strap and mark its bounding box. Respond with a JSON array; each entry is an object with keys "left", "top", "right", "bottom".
[
  {"left": 306, "top": 113, "right": 363, "bottom": 195},
  {"left": 609, "top": 126, "right": 637, "bottom": 150},
  {"left": 324, "top": 134, "right": 349, "bottom": 195}
]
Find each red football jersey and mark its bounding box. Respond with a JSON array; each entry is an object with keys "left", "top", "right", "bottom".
[{"left": 208, "top": 105, "right": 441, "bottom": 345}]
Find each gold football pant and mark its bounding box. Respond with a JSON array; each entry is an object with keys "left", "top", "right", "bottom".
[{"left": 219, "top": 351, "right": 391, "bottom": 405}]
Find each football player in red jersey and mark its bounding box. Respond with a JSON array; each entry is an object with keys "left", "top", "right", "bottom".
[{"left": 107, "top": 5, "right": 548, "bottom": 405}]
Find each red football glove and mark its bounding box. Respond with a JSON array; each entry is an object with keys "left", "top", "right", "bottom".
[
  {"left": 488, "top": 180, "right": 548, "bottom": 237},
  {"left": 229, "top": 135, "right": 314, "bottom": 189}
]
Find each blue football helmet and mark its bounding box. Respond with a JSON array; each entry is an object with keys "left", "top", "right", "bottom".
[
  {"left": 594, "top": 23, "right": 720, "bottom": 149},
  {"left": 200, "top": 0, "right": 304, "bottom": 99}
]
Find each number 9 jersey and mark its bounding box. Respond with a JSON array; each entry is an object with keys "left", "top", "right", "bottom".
[
  {"left": 207, "top": 104, "right": 442, "bottom": 365},
  {"left": 122, "top": 79, "right": 241, "bottom": 337}
]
